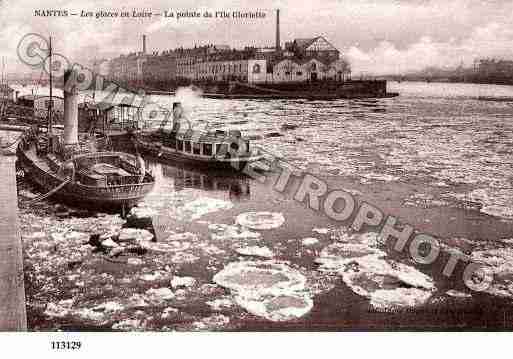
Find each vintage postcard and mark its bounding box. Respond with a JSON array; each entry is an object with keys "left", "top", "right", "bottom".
[{"left": 1, "top": 0, "right": 513, "bottom": 348}]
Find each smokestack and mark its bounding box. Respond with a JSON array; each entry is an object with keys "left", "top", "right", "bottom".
[
  {"left": 275, "top": 9, "right": 281, "bottom": 51},
  {"left": 63, "top": 70, "right": 79, "bottom": 146},
  {"left": 142, "top": 35, "right": 147, "bottom": 54}
]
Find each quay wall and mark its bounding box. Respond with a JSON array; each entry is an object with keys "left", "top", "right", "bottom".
[{"left": 0, "top": 155, "right": 27, "bottom": 331}]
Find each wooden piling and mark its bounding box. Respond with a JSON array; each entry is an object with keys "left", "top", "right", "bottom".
[{"left": 0, "top": 154, "right": 27, "bottom": 331}]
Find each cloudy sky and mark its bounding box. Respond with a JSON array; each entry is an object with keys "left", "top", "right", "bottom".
[{"left": 1, "top": 0, "right": 513, "bottom": 75}]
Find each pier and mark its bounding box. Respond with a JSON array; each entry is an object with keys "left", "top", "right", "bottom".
[{"left": 0, "top": 154, "right": 27, "bottom": 331}]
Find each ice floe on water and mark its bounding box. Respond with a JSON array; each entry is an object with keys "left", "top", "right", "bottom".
[
  {"left": 213, "top": 261, "right": 313, "bottom": 321},
  {"left": 206, "top": 297, "right": 235, "bottom": 311},
  {"left": 182, "top": 197, "right": 234, "bottom": 220},
  {"left": 442, "top": 188, "right": 513, "bottom": 219},
  {"left": 316, "top": 234, "right": 436, "bottom": 309},
  {"left": 171, "top": 276, "right": 197, "bottom": 289},
  {"left": 403, "top": 193, "right": 449, "bottom": 208},
  {"left": 446, "top": 289, "right": 472, "bottom": 298},
  {"left": 236, "top": 246, "right": 274, "bottom": 258},
  {"left": 301, "top": 238, "right": 319, "bottom": 246},
  {"left": 236, "top": 212, "right": 285, "bottom": 230},
  {"left": 118, "top": 228, "right": 154, "bottom": 243},
  {"left": 192, "top": 314, "right": 231, "bottom": 331},
  {"left": 315, "top": 242, "right": 387, "bottom": 271},
  {"left": 312, "top": 228, "right": 329, "bottom": 234},
  {"left": 469, "top": 246, "right": 513, "bottom": 299},
  {"left": 208, "top": 223, "right": 262, "bottom": 241},
  {"left": 235, "top": 293, "right": 313, "bottom": 322},
  {"left": 145, "top": 288, "right": 175, "bottom": 302},
  {"left": 370, "top": 288, "right": 434, "bottom": 310}
]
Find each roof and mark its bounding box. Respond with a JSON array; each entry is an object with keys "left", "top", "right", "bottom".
[
  {"left": 160, "top": 129, "right": 244, "bottom": 143},
  {"left": 294, "top": 38, "right": 317, "bottom": 50},
  {"left": 19, "top": 94, "right": 64, "bottom": 101},
  {"left": 293, "top": 36, "right": 339, "bottom": 52}
]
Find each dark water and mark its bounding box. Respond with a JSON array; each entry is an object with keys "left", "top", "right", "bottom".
[{"left": 12, "top": 81, "right": 513, "bottom": 330}]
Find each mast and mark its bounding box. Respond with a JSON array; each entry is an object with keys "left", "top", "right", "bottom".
[
  {"left": 48, "top": 36, "right": 53, "bottom": 137},
  {"left": 1, "top": 56, "right": 4, "bottom": 85}
]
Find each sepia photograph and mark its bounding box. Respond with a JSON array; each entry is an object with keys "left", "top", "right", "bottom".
[{"left": 1, "top": 0, "right": 513, "bottom": 351}]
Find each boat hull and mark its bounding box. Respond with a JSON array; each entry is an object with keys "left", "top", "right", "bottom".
[
  {"left": 16, "top": 142, "right": 155, "bottom": 211},
  {"left": 135, "top": 138, "right": 264, "bottom": 172}
]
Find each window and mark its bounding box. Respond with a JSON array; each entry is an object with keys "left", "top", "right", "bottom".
[
  {"left": 177, "top": 140, "right": 184, "bottom": 151},
  {"left": 185, "top": 141, "right": 192, "bottom": 153},
  {"left": 193, "top": 142, "right": 201, "bottom": 155},
  {"left": 296, "top": 71, "right": 303, "bottom": 76},
  {"left": 285, "top": 71, "right": 291, "bottom": 75},
  {"left": 203, "top": 143, "right": 213, "bottom": 156},
  {"left": 165, "top": 137, "right": 176, "bottom": 149},
  {"left": 216, "top": 143, "right": 228, "bottom": 157},
  {"left": 252, "top": 64, "right": 261, "bottom": 74}
]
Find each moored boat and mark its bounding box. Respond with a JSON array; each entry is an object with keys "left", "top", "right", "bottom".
[
  {"left": 17, "top": 136, "right": 154, "bottom": 209},
  {"left": 16, "top": 43, "right": 155, "bottom": 211},
  {"left": 134, "top": 102, "right": 265, "bottom": 171}
]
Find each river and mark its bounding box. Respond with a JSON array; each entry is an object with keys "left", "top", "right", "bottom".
[{"left": 5, "top": 81, "right": 513, "bottom": 330}]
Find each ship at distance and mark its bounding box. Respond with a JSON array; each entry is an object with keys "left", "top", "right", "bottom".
[{"left": 99, "top": 10, "right": 397, "bottom": 100}]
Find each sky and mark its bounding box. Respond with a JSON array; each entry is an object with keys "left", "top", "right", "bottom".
[{"left": 1, "top": 0, "right": 513, "bottom": 75}]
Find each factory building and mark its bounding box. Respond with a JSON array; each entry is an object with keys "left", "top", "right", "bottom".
[{"left": 108, "top": 10, "right": 351, "bottom": 87}]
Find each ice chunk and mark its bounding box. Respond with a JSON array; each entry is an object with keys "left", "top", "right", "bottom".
[
  {"left": 236, "top": 212, "right": 285, "bottom": 230},
  {"left": 44, "top": 300, "right": 73, "bottom": 318},
  {"left": 112, "top": 319, "right": 144, "bottom": 331},
  {"left": 236, "top": 246, "right": 274, "bottom": 258},
  {"left": 206, "top": 298, "right": 234, "bottom": 311},
  {"left": 235, "top": 293, "right": 313, "bottom": 322},
  {"left": 101, "top": 238, "right": 119, "bottom": 249},
  {"left": 446, "top": 289, "right": 472, "bottom": 298},
  {"left": 213, "top": 261, "right": 312, "bottom": 322},
  {"left": 301, "top": 238, "right": 319, "bottom": 246},
  {"left": 139, "top": 240, "right": 191, "bottom": 253},
  {"left": 171, "top": 276, "right": 197, "bottom": 289},
  {"left": 93, "top": 301, "right": 124, "bottom": 313},
  {"left": 192, "top": 314, "right": 230, "bottom": 330},
  {"left": 129, "top": 206, "right": 158, "bottom": 219},
  {"left": 209, "top": 223, "right": 261, "bottom": 241},
  {"left": 214, "top": 261, "right": 307, "bottom": 296},
  {"left": 312, "top": 228, "right": 329, "bottom": 234},
  {"left": 182, "top": 197, "right": 234, "bottom": 220},
  {"left": 127, "top": 258, "right": 144, "bottom": 266},
  {"left": 118, "top": 228, "right": 154, "bottom": 243},
  {"left": 392, "top": 262, "right": 435, "bottom": 290},
  {"left": 146, "top": 287, "right": 175, "bottom": 302},
  {"left": 370, "top": 288, "right": 433, "bottom": 309},
  {"left": 315, "top": 242, "right": 387, "bottom": 272},
  {"left": 23, "top": 231, "right": 47, "bottom": 240}
]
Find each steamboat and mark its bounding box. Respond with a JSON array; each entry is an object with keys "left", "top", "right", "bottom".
[
  {"left": 15, "top": 40, "right": 155, "bottom": 211},
  {"left": 134, "top": 102, "right": 265, "bottom": 171}
]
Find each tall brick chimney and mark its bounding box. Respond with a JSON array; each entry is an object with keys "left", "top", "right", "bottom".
[
  {"left": 276, "top": 9, "right": 280, "bottom": 51},
  {"left": 142, "top": 35, "right": 147, "bottom": 54}
]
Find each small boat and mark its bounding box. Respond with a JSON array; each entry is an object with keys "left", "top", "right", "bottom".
[
  {"left": 17, "top": 136, "right": 155, "bottom": 210},
  {"left": 16, "top": 39, "right": 154, "bottom": 211},
  {"left": 134, "top": 102, "right": 265, "bottom": 171}
]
